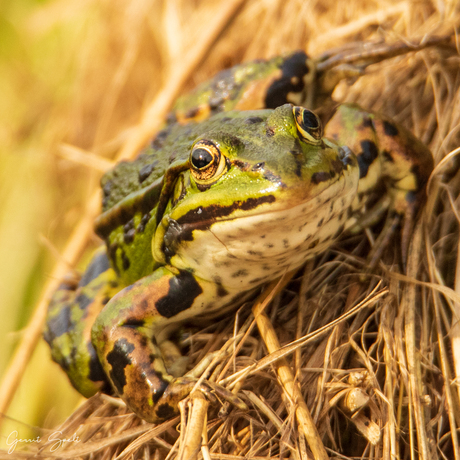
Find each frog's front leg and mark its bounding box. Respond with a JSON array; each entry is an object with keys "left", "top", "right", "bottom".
[
  {"left": 91, "top": 266, "right": 228, "bottom": 422},
  {"left": 325, "top": 103, "right": 434, "bottom": 262}
]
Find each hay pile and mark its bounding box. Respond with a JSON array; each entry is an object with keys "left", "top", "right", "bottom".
[{"left": 1, "top": 1, "right": 460, "bottom": 459}]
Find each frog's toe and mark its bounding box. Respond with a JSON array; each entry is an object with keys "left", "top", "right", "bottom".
[
  {"left": 205, "top": 380, "right": 248, "bottom": 412},
  {"left": 151, "top": 377, "right": 247, "bottom": 422}
]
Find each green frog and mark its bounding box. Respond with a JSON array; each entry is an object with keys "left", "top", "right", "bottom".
[{"left": 44, "top": 51, "right": 433, "bottom": 423}]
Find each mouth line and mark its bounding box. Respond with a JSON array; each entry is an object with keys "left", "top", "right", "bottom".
[{"left": 174, "top": 178, "right": 343, "bottom": 231}]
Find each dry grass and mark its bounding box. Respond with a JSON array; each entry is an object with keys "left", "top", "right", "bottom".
[{"left": 1, "top": 0, "right": 460, "bottom": 459}]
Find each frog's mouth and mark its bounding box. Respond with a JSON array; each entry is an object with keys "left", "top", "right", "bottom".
[{"left": 162, "top": 170, "right": 358, "bottom": 267}]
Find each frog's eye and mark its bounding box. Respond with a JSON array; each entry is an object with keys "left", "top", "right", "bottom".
[
  {"left": 190, "top": 140, "right": 227, "bottom": 184},
  {"left": 293, "top": 107, "right": 322, "bottom": 145}
]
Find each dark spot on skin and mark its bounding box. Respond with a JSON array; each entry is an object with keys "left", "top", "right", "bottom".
[
  {"left": 290, "top": 138, "right": 304, "bottom": 177},
  {"left": 232, "top": 269, "right": 248, "bottom": 278},
  {"left": 213, "top": 276, "right": 229, "bottom": 297},
  {"left": 44, "top": 305, "right": 72, "bottom": 341},
  {"left": 87, "top": 344, "right": 108, "bottom": 384},
  {"left": 283, "top": 239, "right": 289, "bottom": 248},
  {"left": 266, "top": 127, "right": 275, "bottom": 137},
  {"left": 266, "top": 243, "right": 274, "bottom": 248},
  {"left": 152, "top": 127, "right": 171, "bottom": 150},
  {"left": 137, "top": 212, "right": 151, "bottom": 233},
  {"left": 165, "top": 112, "right": 177, "bottom": 124},
  {"left": 382, "top": 150, "right": 394, "bottom": 162},
  {"left": 383, "top": 120, "right": 399, "bottom": 136},
  {"left": 75, "top": 293, "right": 92, "bottom": 311},
  {"left": 245, "top": 116, "right": 263, "bottom": 124},
  {"left": 79, "top": 252, "right": 110, "bottom": 287},
  {"left": 155, "top": 270, "right": 203, "bottom": 318},
  {"left": 311, "top": 171, "right": 332, "bottom": 184},
  {"left": 224, "top": 134, "right": 244, "bottom": 150},
  {"left": 108, "top": 242, "right": 118, "bottom": 263},
  {"left": 123, "top": 318, "right": 146, "bottom": 328},
  {"left": 265, "top": 51, "right": 309, "bottom": 108},
  {"left": 308, "top": 240, "right": 319, "bottom": 249},
  {"left": 121, "top": 251, "right": 130, "bottom": 271},
  {"left": 102, "top": 181, "right": 112, "bottom": 208},
  {"left": 106, "top": 338, "right": 135, "bottom": 394},
  {"left": 162, "top": 219, "right": 183, "bottom": 262},
  {"left": 102, "top": 296, "right": 110, "bottom": 305},
  {"left": 124, "top": 228, "right": 136, "bottom": 244},
  {"left": 317, "top": 218, "right": 324, "bottom": 227},
  {"left": 362, "top": 117, "right": 374, "bottom": 128},
  {"left": 331, "top": 159, "right": 344, "bottom": 174},
  {"left": 123, "top": 219, "right": 134, "bottom": 232},
  {"left": 261, "top": 234, "right": 266, "bottom": 238},
  {"left": 155, "top": 403, "right": 177, "bottom": 420},
  {"left": 56, "top": 281, "right": 77, "bottom": 291},
  {"left": 357, "top": 140, "right": 379, "bottom": 178},
  {"left": 217, "top": 284, "right": 228, "bottom": 297},
  {"left": 185, "top": 107, "right": 200, "bottom": 119},
  {"left": 138, "top": 163, "right": 155, "bottom": 183},
  {"left": 139, "top": 160, "right": 159, "bottom": 184},
  {"left": 102, "top": 180, "right": 112, "bottom": 198},
  {"left": 248, "top": 250, "right": 263, "bottom": 256}
]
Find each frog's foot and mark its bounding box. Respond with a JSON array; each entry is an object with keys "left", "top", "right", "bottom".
[
  {"left": 95, "top": 371, "right": 247, "bottom": 424},
  {"left": 92, "top": 266, "right": 246, "bottom": 422},
  {"left": 150, "top": 377, "right": 247, "bottom": 422},
  {"left": 314, "top": 35, "right": 453, "bottom": 107}
]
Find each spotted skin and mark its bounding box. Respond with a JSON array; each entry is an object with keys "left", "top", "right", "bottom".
[
  {"left": 45, "top": 54, "right": 433, "bottom": 423},
  {"left": 44, "top": 247, "right": 120, "bottom": 397},
  {"left": 324, "top": 103, "right": 433, "bottom": 257},
  {"left": 172, "top": 51, "right": 312, "bottom": 124}
]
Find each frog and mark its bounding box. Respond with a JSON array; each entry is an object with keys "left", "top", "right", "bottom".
[{"left": 44, "top": 51, "right": 433, "bottom": 423}]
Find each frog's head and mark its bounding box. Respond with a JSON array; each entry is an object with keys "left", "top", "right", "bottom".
[{"left": 155, "top": 104, "right": 359, "bottom": 274}]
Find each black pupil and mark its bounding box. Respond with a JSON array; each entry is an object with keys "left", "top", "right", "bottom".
[
  {"left": 191, "top": 148, "right": 213, "bottom": 169},
  {"left": 302, "top": 110, "right": 319, "bottom": 128}
]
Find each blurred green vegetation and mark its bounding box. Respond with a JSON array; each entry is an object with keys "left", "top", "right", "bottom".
[{"left": 0, "top": 0, "right": 92, "bottom": 449}]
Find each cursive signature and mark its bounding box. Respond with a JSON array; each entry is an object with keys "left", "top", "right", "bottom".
[{"left": 5, "top": 430, "right": 81, "bottom": 454}]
